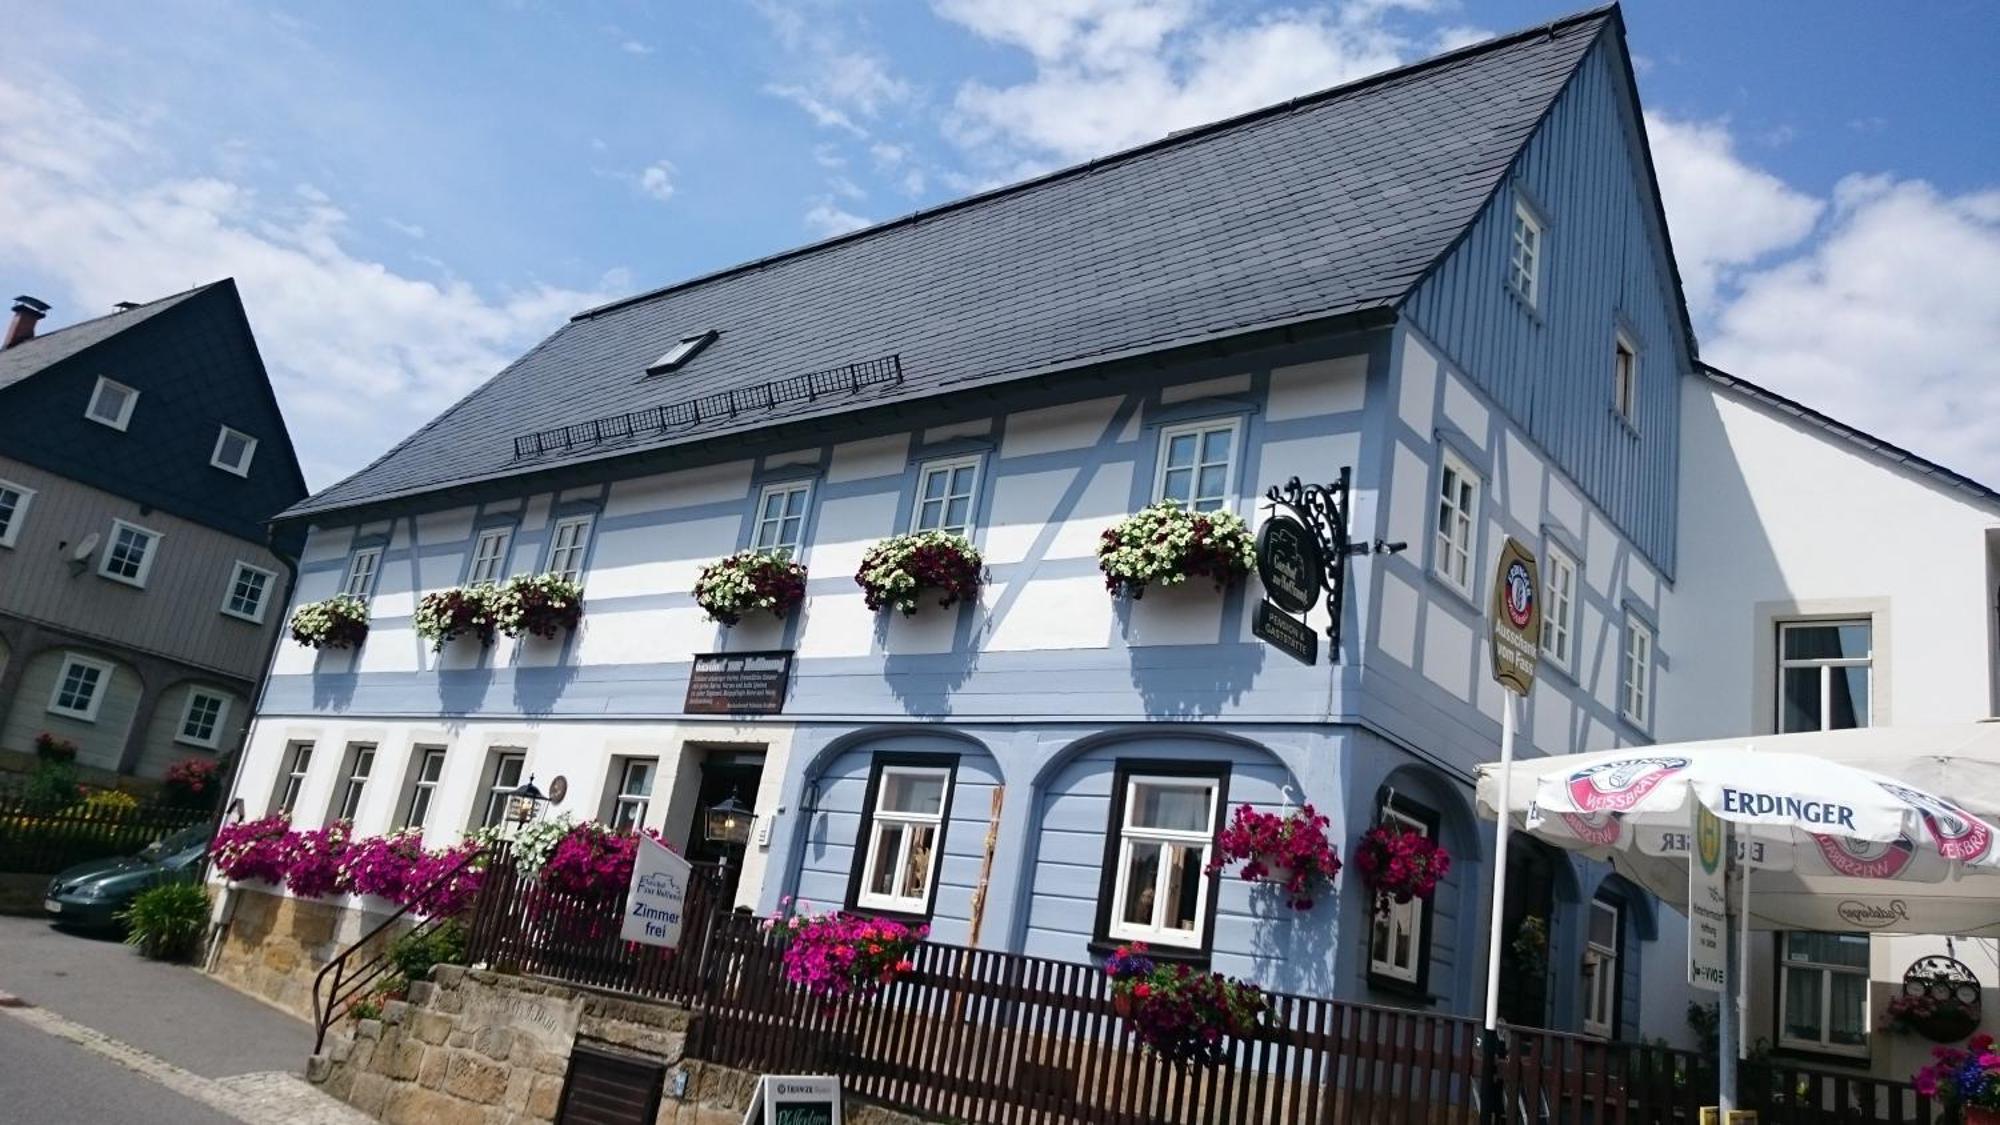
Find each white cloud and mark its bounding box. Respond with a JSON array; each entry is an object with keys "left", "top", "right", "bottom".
[
  {"left": 620, "top": 39, "right": 654, "bottom": 56},
  {"left": 934, "top": 0, "right": 1412, "bottom": 166},
  {"left": 803, "top": 198, "right": 871, "bottom": 238},
  {"left": 754, "top": 1, "right": 910, "bottom": 137},
  {"left": 0, "top": 73, "right": 612, "bottom": 488},
  {"left": 1644, "top": 113, "right": 1823, "bottom": 316},
  {"left": 1431, "top": 24, "right": 1492, "bottom": 51},
  {"left": 384, "top": 217, "right": 427, "bottom": 240},
  {"left": 639, "top": 160, "right": 676, "bottom": 202},
  {"left": 1704, "top": 176, "right": 2000, "bottom": 485}
]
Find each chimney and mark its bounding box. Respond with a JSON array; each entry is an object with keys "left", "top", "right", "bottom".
[
  {"left": 113, "top": 301, "right": 141, "bottom": 312},
  {"left": 5, "top": 296, "right": 49, "bottom": 349}
]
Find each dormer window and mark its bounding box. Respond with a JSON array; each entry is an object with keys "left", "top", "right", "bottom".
[
  {"left": 646, "top": 330, "right": 717, "bottom": 375},
  {"left": 211, "top": 426, "right": 258, "bottom": 476},
  {"left": 87, "top": 376, "right": 139, "bottom": 430}
]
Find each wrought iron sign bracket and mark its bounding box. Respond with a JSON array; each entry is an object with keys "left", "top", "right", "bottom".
[{"left": 1263, "top": 469, "right": 1355, "bottom": 657}]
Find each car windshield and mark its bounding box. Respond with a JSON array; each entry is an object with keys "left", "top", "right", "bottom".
[{"left": 142, "top": 823, "right": 211, "bottom": 861}]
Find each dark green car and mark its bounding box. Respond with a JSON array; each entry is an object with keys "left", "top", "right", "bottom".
[{"left": 43, "top": 823, "right": 212, "bottom": 930}]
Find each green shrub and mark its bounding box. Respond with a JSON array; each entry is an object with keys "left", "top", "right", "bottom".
[
  {"left": 386, "top": 919, "right": 467, "bottom": 984},
  {"left": 121, "top": 882, "right": 210, "bottom": 962},
  {"left": 22, "top": 761, "right": 80, "bottom": 808}
]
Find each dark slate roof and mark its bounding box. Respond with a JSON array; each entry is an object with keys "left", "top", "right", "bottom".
[
  {"left": 1699, "top": 363, "right": 2000, "bottom": 511},
  {"left": 0, "top": 287, "right": 206, "bottom": 392},
  {"left": 286, "top": 6, "right": 1616, "bottom": 521},
  {"left": 0, "top": 280, "right": 312, "bottom": 549}
]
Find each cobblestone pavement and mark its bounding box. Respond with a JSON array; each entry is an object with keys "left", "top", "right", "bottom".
[{"left": 0, "top": 915, "right": 372, "bottom": 1124}]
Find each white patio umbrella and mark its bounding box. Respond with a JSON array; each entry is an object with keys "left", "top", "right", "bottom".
[{"left": 1474, "top": 722, "right": 2000, "bottom": 1111}]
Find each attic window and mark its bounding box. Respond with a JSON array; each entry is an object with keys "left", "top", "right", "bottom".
[{"left": 646, "top": 330, "right": 717, "bottom": 376}]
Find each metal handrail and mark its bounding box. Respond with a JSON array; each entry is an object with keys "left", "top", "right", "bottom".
[{"left": 308, "top": 843, "right": 486, "bottom": 1054}]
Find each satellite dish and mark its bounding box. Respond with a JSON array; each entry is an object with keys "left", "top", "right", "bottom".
[{"left": 67, "top": 532, "right": 99, "bottom": 576}]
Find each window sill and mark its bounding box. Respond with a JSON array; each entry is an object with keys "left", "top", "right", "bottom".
[
  {"left": 45, "top": 710, "right": 97, "bottom": 724},
  {"left": 98, "top": 573, "right": 148, "bottom": 590},
  {"left": 1426, "top": 569, "right": 1482, "bottom": 617},
  {"left": 1505, "top": 284, "right": 1544, "bottom": 327},
  {"left": 1087, "top": 938, "right": 1209, "bottom": 969},
  {"left": 1611, "top": 409, "right": 1641, "bottom": 440},
  {"left": 220, "top": 609, "right": 265, "bottom": 625},
  {"left": 1539, "top": 654, "right": 1579, "bottom": 688},
  {"left": 1771, "top": 1043, "right": 1871, "bottom": 1070},
  {"left": 174, "top": 736, "right": 219, "bottom": 751},
  {"left": 847, "top": 903, "right": 935, "bottom": 928},
  {"left": 1364, "top": 971, "right": 1436, "bottom": 1004}
]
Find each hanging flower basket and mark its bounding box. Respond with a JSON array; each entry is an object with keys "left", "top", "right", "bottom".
[
  {"left": 414, "top": 584, "right": 502, "bottom": 650},
  {"left": 855, "top": 531, "right": 983, "bottom": 616},
  {"left": 1888, "top": 989, "right": 1983, "bottom": 1044},
  {"left": 766, "top": 909, "right": 926, "bottom": 1006},
  {"left": 495, "top": 573, "right": 584, "bottom": 639},
  {"left": 1355, "top": 822, "right": 1451, "bottom": 915},
  {"left": 1208, "top": 804, "right": 1342, "bottom": 911},
  {"left": 289, "top": 594, "right": 370, "bottom": 650},
  {"left": 1097, "top": 501, "right": 1257, "bottom": 599},
  {"left": 34, "top": 732, "right": 79, "bottom": 765},
  {"left": 694, "top": 550, "right": 809, "bottom": 626},
  {"left": 1101, "top": 943, "right": 1269, "bottom": 1066}
]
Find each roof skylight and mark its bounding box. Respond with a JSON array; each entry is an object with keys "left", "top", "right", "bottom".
[{"left": 646, "top": 330, "right": 717, "bottom": 375}]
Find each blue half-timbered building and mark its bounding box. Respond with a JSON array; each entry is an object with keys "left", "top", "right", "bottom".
[{"left": 230, "top": 6, "right": 1697, "bottom": 1043}]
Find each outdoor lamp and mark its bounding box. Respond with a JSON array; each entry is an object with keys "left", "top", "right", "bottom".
[
  {"left": 703, "top": 792, "right": 753, "bottom": 848},
  {"left": 507, "top": 775, "right": 548, "bottom": 832}
]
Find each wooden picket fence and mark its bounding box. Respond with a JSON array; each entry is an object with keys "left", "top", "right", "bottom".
[
  {"left": 462, "top": 852, "right": 1940, "bottom": 1125},
  {"left": 0, "top": 795, "right": 209, "bottom": 874}
]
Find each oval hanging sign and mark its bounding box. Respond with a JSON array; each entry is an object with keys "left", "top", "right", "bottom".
[
  {"left": 1488, "top": 537, "right": 1541, "bottom": 696},
  {"left": 1255, "top": 513, "right": 1322, "bottom": 615}
]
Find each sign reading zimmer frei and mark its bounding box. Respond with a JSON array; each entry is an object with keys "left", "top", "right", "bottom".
[
  {"left": 1687, "top": 802, "right": 1728, "bottom": 992},
  {"left": 621, "top": 834, "right": 693, "bottom": 948},
  {"left": 1488, "top": 537, "right": 1541, "bottom": 696}
]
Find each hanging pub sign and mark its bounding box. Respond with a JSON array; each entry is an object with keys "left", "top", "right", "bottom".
[
  {"left": 1253, "top": 599, "right": 1319, "bottom": 667},
  {"left": 1255, "top": 513, "right": 1323, "bottom": 616},
  {"left": 684, "top": 651, "right": 794, "bottom": 715},
  {"left": 1488, "top": 537, "right": 1541, "bottom": 696}
]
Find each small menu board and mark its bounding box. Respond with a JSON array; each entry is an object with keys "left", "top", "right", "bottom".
[
  {"left": 684, "top": 651, "right": 794, "bottom": 715},
  {"left": 740, "top": 1075, "right": 841, "bottom": 1125}
]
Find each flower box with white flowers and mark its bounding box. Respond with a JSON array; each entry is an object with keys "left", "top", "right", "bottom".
[
  {"left": 414, "top": 583, "right": 502, "bottom": 650},
  {"left": 1097, "top": 501, "right": 1257, "bottom": 599},
  {"left": 289, "top": 594, "right": 371, "bottom": 650},
  {"left": 694, "top": 550, "right": 808, "bottom": 626},
  {"left": 495, "top": 573, "right": 584, "bottom": 639},
  {"left": 854, "top": 531, "right": 984, "bottom": 616}
]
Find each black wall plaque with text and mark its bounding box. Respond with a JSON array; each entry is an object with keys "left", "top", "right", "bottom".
[{"left": 684, "top": 651, "right": 794, "bottom": 715}]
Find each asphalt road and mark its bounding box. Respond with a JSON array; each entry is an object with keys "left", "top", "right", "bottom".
[
  {"left": 0, "top": 914, "right": 308, "bottom": 1078},
  {"left": 0, "top": 1013, "right": 239, "bottom": 1125}
]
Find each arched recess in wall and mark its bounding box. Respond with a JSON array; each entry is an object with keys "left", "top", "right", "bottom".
[
  {"left": 791, "top": 727, "right": 1003, "bottom": 949},
  {"left": 1015, "top": 729, "right": 1321, "bottom": 992},
  {"left": 137, "top": 679, "right": 246, "bottom": 781},
  {"left": 0, "top": 645, "right": 143, "bottom": 772}
]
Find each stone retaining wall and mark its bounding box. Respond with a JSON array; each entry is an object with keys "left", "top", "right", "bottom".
[
  {"left": 207, "top": 883, "right": 405, "bottom": 1018},
  {"left": 310, "top": 965, "right": 926, "bottom": 1125}
]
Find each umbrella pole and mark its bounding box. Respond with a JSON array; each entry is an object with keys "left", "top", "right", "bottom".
[
  {"left": 1479, "top": 693, "right": 1518, "bottom": 1125},
  {"left": 1718, "top": 822, "right": 1738, "bottom": 1113}
]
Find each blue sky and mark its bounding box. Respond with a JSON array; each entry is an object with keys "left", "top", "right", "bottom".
[{"left": 3, "top": 1, "right": 1995, "bottom": 489}]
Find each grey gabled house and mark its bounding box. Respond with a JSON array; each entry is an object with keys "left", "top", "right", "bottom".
[{"left": 0, "top": 280, "right": 307, "bottom": 784}]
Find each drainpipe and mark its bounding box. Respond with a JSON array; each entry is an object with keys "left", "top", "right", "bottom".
[{"left": 200, "top": 522, "right": 300, "bottom": 967}]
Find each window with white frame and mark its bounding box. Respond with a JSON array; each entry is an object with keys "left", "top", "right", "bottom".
[
  {"left": 1104, "top": 772, "right": 1220, "bottom": 949},
  {"left": 911, "top": 458, "right": 979, "bottom": 537},
  {"left": 608, "top": 758, "right": 657, "bottom": 832},
  {"left": 467, "top": 528, "right": 512, "bottom": 585},
  {"left": 47, "top": 654, "right": 114, "bottom": 722},
  {"left": 1509, "top": 201, "right": 1542, "bottom": 306},
  {"left": 1581, "top": 896, "right": 1622, "bottom": 1037},
  {"left": 177, "top": 689, "right": 230, "bottom": 748},
  {"left": 547, "top": 517, "right": 592, "bottom": 582},
  {"left": 1778, "top": 932, "right": 1870, "bottom": 1055},
  {"left": 332, "top": 743, "right": 376, "bottom": 823},
  {"left": 211, "top": 426, "right": 258, "bottom": 476},
  {"left": 1154, "top": 420, "right": 1239, "bottom": 512},
  {"left": 1368, "top": 805, "right": 1432, "bottom": 984},
  {"left": 1778, "top": 620, "right": 1872, "bottom": 733},
  {"left": 1613, "top": 333, "right": 1639, "bottom": 426},
  {"left": 1433, "top": 450, "right": 1479, "bottom": 597},
  {"left": 99, "top": 520, "right": 161, "bottom": 587},
  {"left": 343, "top": 547, "right": 382, "bottom": 598},
  {"left": 1540, "top": 547, "right": 1578, "bottom": 672},
  {"left": 86, "top": 376, "right": 139, "bottom": 430},
  {"left": 1622, "top": 616, "right": 1654, "bottom": 729},
  {"left": 475, "top": 749, "right": 527, "bottom": 830},
  {"left": 402, "top": 747, "right": 447, "bottom": 830},
  {"left": 221, "top": 561, "right": 275, "bottom": 623},
  {"left": 275, "top": 742, "right": 314, "bottom": 816},
  {"left": 0, "top": 479, "right": 33, "bottom": 549},
  {"left": 855, "top": 762, "right": 953, "bottom": 915},
  {"left": 752, "top": 482, "right": 812, "bottom": 556}
]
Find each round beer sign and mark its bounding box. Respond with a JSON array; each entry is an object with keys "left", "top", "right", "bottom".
[{"left": 1255, "top": 514, "right": 1322, "bottom": 615}]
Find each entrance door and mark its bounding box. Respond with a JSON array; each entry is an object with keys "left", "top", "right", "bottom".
[
  {"left": 678, "top": 749, "right": 764, "bottom": 906},
  {"left": 1497, "top": 836, "right": 1560, "bottom": 1028}
]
